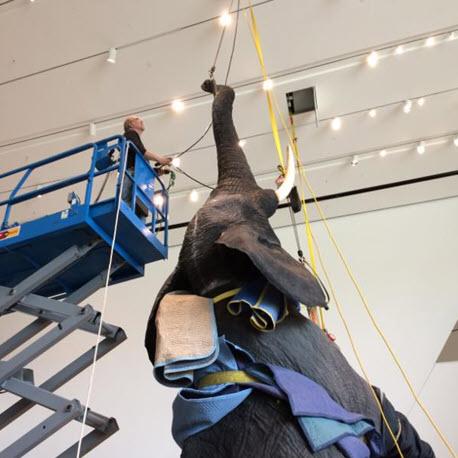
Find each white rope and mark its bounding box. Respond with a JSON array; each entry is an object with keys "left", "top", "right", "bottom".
[{"left": 76, "top": 147, "right": 128, "bottom": 457}]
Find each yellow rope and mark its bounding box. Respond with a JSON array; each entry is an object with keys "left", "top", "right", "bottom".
[
  {"left": 245, "top": 6, "right": 455, "bottom": 455},
  {"left": 246, "top": 5, "right": 284, "bottom": 169},
  {"left": 269, "top": 89, "right": 456, "bottom": 456},
  {"left": 311, "top": 234, "right": 404, "bottom": 458}
]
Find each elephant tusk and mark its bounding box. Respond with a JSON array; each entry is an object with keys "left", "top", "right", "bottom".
[{"left": 275, "top": 145, "right": 296, "bottom": 201}]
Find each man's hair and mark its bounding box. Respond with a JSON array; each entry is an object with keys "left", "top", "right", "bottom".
[{"left": 123, "top": 116, "right": 140, "bottom": 132}]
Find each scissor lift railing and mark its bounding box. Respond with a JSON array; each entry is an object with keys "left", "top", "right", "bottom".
[{"left": 0, "top": 136, "right": 169, "bottom": 456}]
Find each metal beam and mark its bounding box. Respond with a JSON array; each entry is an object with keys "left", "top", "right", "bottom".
[
  {"left": 0, "top": 331, "right": 126, "bottom": 430},
  {"left": 0, "top": 307, "right": 92, "bottom": 384},
  {"left": 0, "top": 243, "right": 97, "bottom": 314}
]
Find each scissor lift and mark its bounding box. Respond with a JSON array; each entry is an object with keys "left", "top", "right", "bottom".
[{"left": 0, "top": 136, "right": 169, "bottom": 457}]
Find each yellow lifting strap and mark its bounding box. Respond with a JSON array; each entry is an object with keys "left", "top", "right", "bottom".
[
  {"left": 213, "top": 288, "right": 241, "bottom": 305},
  {"left": 247, "top": 4, "right": 284, "bottom": 169},
  {"left": 196, "top": 370, "right": 258, "bottom": 389}
]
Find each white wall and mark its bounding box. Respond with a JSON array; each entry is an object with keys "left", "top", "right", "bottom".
[{"left": 1, "top": 196, "right": 457, "bottom": 457}]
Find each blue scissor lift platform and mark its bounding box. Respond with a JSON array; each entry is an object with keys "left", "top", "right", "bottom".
[{"left": 0, "top": 136, "right": 169, "bottom": 457}]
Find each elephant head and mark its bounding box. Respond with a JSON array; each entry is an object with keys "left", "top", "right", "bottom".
[{"left": 145, "top": 80, "right": 327, "bottom": 365}]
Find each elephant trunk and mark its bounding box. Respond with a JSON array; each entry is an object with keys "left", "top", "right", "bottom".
[{"left": 203, "top": 81, "right": 260, "bottom": 192}]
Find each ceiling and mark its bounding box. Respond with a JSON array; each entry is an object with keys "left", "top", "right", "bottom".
[{"left": 0, "top": 0, "right": 458, "bottom": 242}]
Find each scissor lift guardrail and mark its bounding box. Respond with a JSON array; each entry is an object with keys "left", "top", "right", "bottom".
[{"left": 0, "top": 136, "right": 169, "bottom": 456}]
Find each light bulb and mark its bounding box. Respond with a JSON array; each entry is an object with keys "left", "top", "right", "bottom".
[
  {"left": 153, "top": 193, "right": 164, "bottom": 207},
  {"left": 395, "top": 45, "right": 404, "bottom": 55},
  {"left": 262, "top": 79, "right": 274, "bottom": 91},
  {"left": 171, "top": 99, "right": 185, "bottom": 113},
  {"left": 238, "top": 139, "right": 246, "bottom": 147},
  {"left": 417, "top": 98, "right": 425, "bottom": 107},
  {"left": 89, "top": 123, "right": 96, "bottom": 136},
  {"left": 416, "top": 141, "right": 426, "bottom": 154},
  {"left": 453, "top": 136, "right": 458, "bottom": 147},
  {"left": 366, "top": 51, "right": 379, "bottom": 68},
  {"left": 219, "top": 10, "right": 232, "bottom": 27},
  {"left": 368, "top": 109, "right": 377, "bottom": 118},
  {"left": 190, "top": 189, "right": 199, "bottom": 202},
  {"left": 379, "top": 149, "right": 387, "bottom": 158},
  {"left": 425, "top": 37, "right": 436, "bottom": 47},
  {"left": 171, "top": 157, "right": 181, "bottom": 167},
  {"left": 403, "top": 100, "right": 412, "bottom": 114},
  {"left": 448, "top": 32, "right": 457, "bottom": 41},
  {"left": 331, "top": 117, "right": 342, "bottom": 131},
  {"left": 351, "top": 155, "right": 359, "bottom": 167},
  {"left": 107, "top": 48, "right": 117, "bottom": 64}
]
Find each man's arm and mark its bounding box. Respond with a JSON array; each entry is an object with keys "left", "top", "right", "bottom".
[{"left": 144, "top": 150, "right": 172, "bottom": 166}]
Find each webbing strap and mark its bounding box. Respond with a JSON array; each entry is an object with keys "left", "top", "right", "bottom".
[
  {"left": 196, "top": 370, "right": 258, "bottom": 388},
  {"left": 213, "top": 288, "right": 241, "bottom": 304}
]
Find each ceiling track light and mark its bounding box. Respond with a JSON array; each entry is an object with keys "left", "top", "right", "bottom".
[
  {"left": 106, "top": 47, "right": 117, "bottom": 64},
  {"left": 366, "top": 51, "right": 379, "bottom": 68},
  {"left": 394, "top": 45, "right": 404, "bottom": 55},
  {"left": 262, "top": 79, "right": 274, "bottom": 91},
  {"left": 171, "top": 99, "right": 185, "bottom": 113},
  {"left": 351, "top": 155, "right": 359, "bottom": 167},
  {"left": 403, "top": 100, "right": 412, "bottom": 114},
  {"left": 89, "top": 123, "right": 96, "bottom": 136},
  {"left": 219, "top": 10, "right": 232, "bottom": 27},
  {"left": 379, "top": 149, "right": 387, "bottom": 158},
  {"left": 190, "top": 189, "right": 199, "bottom": 202},
  {"left": 416, "top": 141, "right": 426, "bottom": 154},
  {"left": 368, "top": 109, "right": 377, "bottom": 118},
  {"left": 448, "top": 31, "right": 457, "bottom": 41},
  {"left": 453, "top": 136, "right": 458, "bottom": 147},
  {"left": 238, "top": 139, "right": 247, "bottom": 147},
  {"left": 171, "top": 157, "right": 181, "bottom": 167},
  {"left": 153, "top": 193, "right": 165, "bottom": 208},
  {"left": 417, "top": 97, "right": 425, "bottom": 107},
  {"left": 331, "top": 117, "right": 342, "bottom": 131},
  {"left": 425, "top": 36, "right": 436, "bottom": 47}
]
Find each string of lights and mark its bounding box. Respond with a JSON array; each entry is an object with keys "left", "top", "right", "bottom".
[{"left": 1, "top": 18, "right": 456, "bottom": 150}]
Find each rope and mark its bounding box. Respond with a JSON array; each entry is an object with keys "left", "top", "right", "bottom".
[
  {"left": 175, "top": 0, "right": 240, "bottom": 159},
  {"left": 76, "top": 151, "right": 128, "bottom": 457},
  {"left": 311, "top": 233, "right": 405, "bottom": 458},
  {"left": 269, "top": 85, "right": 455, "bottom": 455},
  {"left": 268, "top": 86, "right": 456, "bottom": 456}
]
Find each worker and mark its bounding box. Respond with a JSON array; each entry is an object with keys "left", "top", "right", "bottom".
[{"left": 122, "top": 115, "right": 172, "bottom": 215}]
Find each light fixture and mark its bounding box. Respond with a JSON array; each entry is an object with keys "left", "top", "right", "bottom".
[
  {"left": 368, "top": 109, "right": 377, "bottom": 118},
  {"left": 219, "top": 10, "right": 232, "bottom": 27},
  {"left": 89, "top": 123, "right": 96, "bottom": 136},
  {"left": 262, "top": 79, "right": 274, "bottom": 91},
  {"left": 190, "top": 189, "right": 199, "bottom": 202},
  {"left": 331, "top": 117, "right": 342, "bottom": 131},
  {"left": 106, "top": 48, "right": 117, "bottom": 64},
  {"left": 171, "top": 157, "right": 181, "bottom": 167},
  {"left": 453, "top": 136, "right": 458, "bottom": 147},
  {"left": 366, "top": 51, "right": 379, "bottom": 68},
  {"left": 403, "top": 100, "right": 412, "bottom": 114},
  {"left": 394, "top": 45, "right": 404, "bottom": 55},
  {"left": 448, "top": 32, "right": 457, "bottom": 41},
  {"left": 416, "top": 141, "right": 426, "bottom": 154},
  {"left": 351, "top": 155, "right": 359, "bottom": 166},
  {"left": 36, "top": 184, "right": 42, "bottom": 198},
  {"left": 379, "top": 149, "right": 387, "bottom": 158},
  {"left": 238, "top": 139, "right": 247, "bottom": 147},
  {"left": 153, "top": 193, "right": 164, "bottom": 208},
  {"left": 171, "top": 99, "right": 185, "bottom": 113},
  {"left": 417, "top": 97, "right": 425, "bottom": 107},
  {"left": 425, "top": 37, "right": 436, "bottom": 47}
]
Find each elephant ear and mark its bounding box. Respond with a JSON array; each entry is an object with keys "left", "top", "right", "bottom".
[
  {"left": 144, "top": 265, "right": 190, "bottom": 365},
  {"left": 216, "top": 223, "right": 328, "bottom": 309}
]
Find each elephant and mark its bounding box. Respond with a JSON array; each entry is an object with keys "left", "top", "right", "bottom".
[{"left": 145, "top": 80, "right": 434, "bottom": 457}]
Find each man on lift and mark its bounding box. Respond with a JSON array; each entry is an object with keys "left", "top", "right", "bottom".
[{"left": 122, "top": 115, "right": 172, "bottom": 216}]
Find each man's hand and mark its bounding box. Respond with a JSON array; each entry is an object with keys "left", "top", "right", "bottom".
[{"left": 157, "top": 156, "right": 172, "bottom": 166}]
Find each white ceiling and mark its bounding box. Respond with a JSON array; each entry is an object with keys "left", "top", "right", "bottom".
[{"left": 0, "top": 0, "right": 458, "bottom": 231}]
